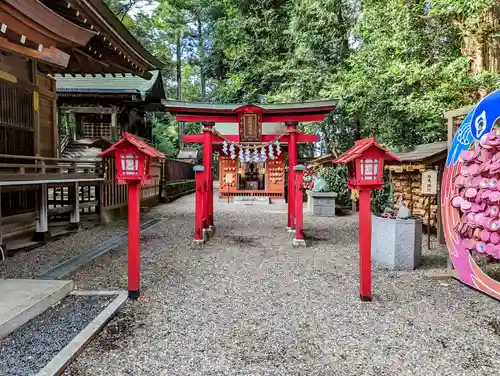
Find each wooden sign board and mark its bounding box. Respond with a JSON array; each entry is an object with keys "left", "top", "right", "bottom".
[
  {"left": 422, "top": 169, "right": 438, "bottom": 195},
  {"left": 225, "top": 173, "right": 234, "bottom": 184},
  {"left": 239, "top": 113, "right": 261, "bottom": 142}
]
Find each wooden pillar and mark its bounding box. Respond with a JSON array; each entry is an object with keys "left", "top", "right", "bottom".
[
  {"left": 69, "top": 182, "right": 80, "bottom": 230},
  {"left": 32, "top": 63, "right": 40, "bottom": 156},
  {"left": 34, "top": 184, "right": 50, "bottom": 241},
  {"left": 0, "top": 187, "right": 4, "bottom": 256},
  {"left": 111, "top": 108, "right": 118, "bottom": 142},
  {"left": 33, "top": 91, "right": 40, "bottom": 156},
  {"left": 436, "top": 165, "right": 445, "bottom": 245},
  {"left": 202, "top": 122, "right": 214, "bottom": 229},
  {"left": 287, "top": 121, "right": 298, "bottom": 231}
]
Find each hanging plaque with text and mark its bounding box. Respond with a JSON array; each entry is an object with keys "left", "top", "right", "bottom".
[
  {"left": 239, "top": 113, "right": 261, "bottom": 142},
  {"left": 421, "top": 169, "right": 438, "bottom": 195}
]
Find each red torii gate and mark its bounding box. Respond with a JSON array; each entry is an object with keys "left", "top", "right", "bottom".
[{"left": 163, "top": 100, "right": 336, "bottom": 244}]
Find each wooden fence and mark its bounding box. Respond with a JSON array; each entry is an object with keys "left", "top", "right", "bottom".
[
  {"left": 162, "top": 158, "right": 194, "bottom": 182},
  {"left": 101, "top": 158, "right": 162, "bottom": 210},
  {"left": 0, "top": 154, "right": 194, "bottom": 248}
]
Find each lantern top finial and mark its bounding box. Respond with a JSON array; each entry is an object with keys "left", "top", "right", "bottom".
[{"left": 332, "top": 138, "right": 399, "bottom": 165}]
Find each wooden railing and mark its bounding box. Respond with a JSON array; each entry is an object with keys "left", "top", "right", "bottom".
[{"left": 0, "top": 154, "right": 103, "bottom": 185}]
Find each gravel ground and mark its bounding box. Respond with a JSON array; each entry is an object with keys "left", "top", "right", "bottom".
[
  {"left": 5, "top": 193, "right": 500, "bottom": 375},
  {"left": 0, "top": 215, "right": 158, "bottom": 280},
  {"left": 0, "top": 295, "right": 114, "bottom": 376}
]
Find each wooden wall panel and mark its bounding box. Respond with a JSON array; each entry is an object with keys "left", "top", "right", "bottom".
[
  {"left": 38, "top": 96, "right": 55, "bottom": 157},
  {"left": 36, "top": 72, "right": 57, "bottom": 158},
  {"left": 0, "top": 54, "right": 31, "bottom": 83}
]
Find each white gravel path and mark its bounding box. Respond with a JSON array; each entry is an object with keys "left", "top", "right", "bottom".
[{"left": 7, "top": 193, "right": 500, "bottom": 375}]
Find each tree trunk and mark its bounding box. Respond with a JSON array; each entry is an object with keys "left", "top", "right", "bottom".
[
  {"left": 176, "top": 31, "right": 184, "bottom": 151},
  {"left": 197, "top": 16, "right": 206, "bottom": 100}
]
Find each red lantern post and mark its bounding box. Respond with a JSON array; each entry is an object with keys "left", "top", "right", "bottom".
[
  {"left": 100, "top": 133, "right": 165, "bottom": 299},
  {"left": 193, "top": 165, "right": 206, "bottom": 247},
  {"left": 333, "top": 138, "right": 399, "bottom": 301},
  {"left": 293, "top": 165, "right": 306, "bottom": 247}
]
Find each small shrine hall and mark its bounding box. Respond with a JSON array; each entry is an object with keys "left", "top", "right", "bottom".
[{"left": 163, "top": 100, "right": 336, "bottom": 201}]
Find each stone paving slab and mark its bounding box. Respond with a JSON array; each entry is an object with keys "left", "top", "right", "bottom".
[{"left": 0, "top": 279, "right": 73, "bottom": 339}]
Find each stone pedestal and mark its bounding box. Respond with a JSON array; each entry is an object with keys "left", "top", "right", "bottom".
[
  {"left": 371, "top": 215, "right": 422, "bottom": 270},
  {"left": 307, "top": 191, "right": 337, "bottom": 217}
]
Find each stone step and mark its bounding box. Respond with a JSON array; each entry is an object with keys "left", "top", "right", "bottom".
[
  {"left": 0, "top": 279, "right": 74, "bottom": 340},
  {"left": 233, "top": 196, "right": 271, "bottom": 205}
]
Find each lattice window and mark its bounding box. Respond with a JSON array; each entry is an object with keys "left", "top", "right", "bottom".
[
  {"left": 82, "top": 114, "right": 115, "bottom": 139},
  {"left": 0, "top": 83, "right": 34, "bottom": 156},
  {"left": 0, "top": 83, "right": 33, "bottom": 130}
]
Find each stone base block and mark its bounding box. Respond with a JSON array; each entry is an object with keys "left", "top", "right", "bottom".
[
  {"left": 292, "top": 239, "right": 306, "bottom": 248},
  {"left": 192, "top": 239, "right": 205, "bottom": 249},
  {"left": 307, "top": 191, "right": 337, "bottom": 217},
  {"left": 372, "top": 215, "right": 422, "bottom": 270}
]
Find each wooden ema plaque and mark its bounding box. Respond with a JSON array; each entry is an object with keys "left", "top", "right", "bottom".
[{"left": 239, "top": 113, "right": 261, "bottom": 142}]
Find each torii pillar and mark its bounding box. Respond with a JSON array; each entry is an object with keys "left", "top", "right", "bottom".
[
  {"left": 202, "top": 122, "right": 215, "bottom": 235},
  {"left": 286, "top": 121, "right": 298, "bottom": 232}
]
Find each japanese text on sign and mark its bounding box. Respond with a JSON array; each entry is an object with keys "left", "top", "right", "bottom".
[
  {"left": 240, "top": 113, "right": 261, "bottom": 142},
  {"left": 421, "top": 170, "right": 438, "bottom": 195}
]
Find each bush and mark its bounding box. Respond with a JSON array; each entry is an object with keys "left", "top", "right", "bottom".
[
  {"left": 317, "top": 166, "right": 394, "bottom": 212},
  {"left": 316, "top": 165, "right": 350, "bottom": 205}
]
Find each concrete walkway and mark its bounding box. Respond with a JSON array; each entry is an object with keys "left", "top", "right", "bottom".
[
  {"left": 4, "top": 194, "right": 500, "bottom": 375},
  {"left": 0, "top": 279, "right": 73, "bottom": 339}
]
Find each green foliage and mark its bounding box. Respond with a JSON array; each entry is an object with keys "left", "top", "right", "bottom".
[
  {"left": 151, "top": 114, "right": 179, "bottom": 156},
  {"left": 317, "top": 165, "right": 350, "bottom": 205},
  {"left": 326, "top": 0, "right": 499, "bottom": 148},
  {"left": 371, "top": 172, "right": 395, "bottom": 214},
  {"left": 106, "top": 0, "right": 500, "bottom": 157}
]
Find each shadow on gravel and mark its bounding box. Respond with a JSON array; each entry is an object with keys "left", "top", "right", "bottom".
[
  {"left": 227, "top": 235, "right": 258, "bottom": 245},
  {"left": 419, "top": 253, "right": 448, "bottom": 270},
  {"left": 94, "top": 310, "right": 140, "bottom": 351}
]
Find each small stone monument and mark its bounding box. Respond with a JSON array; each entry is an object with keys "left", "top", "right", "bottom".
[{"left": 307, "top": 178, "right": 337, "bottom": 217}]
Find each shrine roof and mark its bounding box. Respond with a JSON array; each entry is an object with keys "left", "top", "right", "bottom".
[
  {"left": 391, "top": 142, "right": 447, "bottom": 164},
  {"left": 162, "top": 100, "right": 337, "bottom": 114},
  {"left": 54, "top": 71, "right": 165, "bottom": 102},
  {"left": 100, "top": 132, "right": 165, "bottom": 159},
  {"left": 333, "top": 138, "right": 399, "bottom": 164},
  {"left": 40, "top": 0, "right": 163, "bottom": 78}
]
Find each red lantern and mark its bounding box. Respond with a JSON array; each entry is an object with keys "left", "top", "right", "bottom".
[
  {"left": 348, "top": 154, "right": 385, "bottom": 190},
  {"left": 100, "top": 133, "right": 165, "bottom": 299},
  {"left": 333, "top": 138, "right": 399, "bottom": 302},
  {"left": 100, "top": 132, "right": 164, "bottom": 185}
]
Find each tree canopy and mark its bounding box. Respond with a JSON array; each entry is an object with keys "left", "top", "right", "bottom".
[{"left": 105, "top": 0, "right": 500, "bottom": 155}]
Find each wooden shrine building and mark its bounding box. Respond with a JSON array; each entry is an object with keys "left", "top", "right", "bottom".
[
  {"left": 0, "top": 0, "right": 163, "bottom": 251},
  {"left": 163, "top": 100, "right": 335, "bottom": 233},
  {"left": 54, "top": 71, "right": 165, "bottom": 158},
  {"left": 386, "top": 142, "right": 447, "bottom": 244}
]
